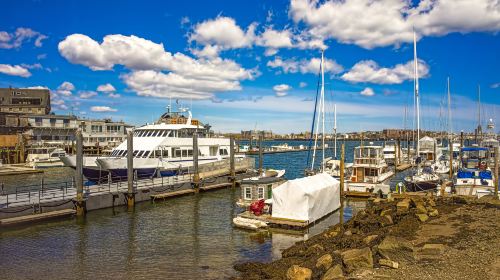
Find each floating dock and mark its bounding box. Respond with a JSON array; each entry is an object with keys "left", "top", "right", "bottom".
[
  {"left": 0, "top": 157, "right": 255, "bottom": 225},
  {"left": 0, "top": 164, "right": 43, "bottom": 176},
  {"left": 0, "top": 209, "right": 76, "bottom": 226}
]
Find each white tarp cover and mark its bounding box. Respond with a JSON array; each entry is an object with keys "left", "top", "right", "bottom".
[{"left": 271, "top": 172, "right": 340, "bottom": 223}]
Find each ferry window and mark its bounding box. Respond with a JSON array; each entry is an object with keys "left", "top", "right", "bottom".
[
  {"left": 136, "top": 151, "right": 144, "bottom": 157},
  {"left": 151, "top": 130, "right": 158, "bottom": 137},
  {"left": 162, "top": 149, "right": 168, "bottom": 157},
  {"left": 122, "top": 151, "right": 127, "bottom": 156},
  {"left": 174, "top": 148, "right": 182, "bottom": 158},
  {"left": 182, "top": 150, "right": 188, "bottom": 157},
  {"left": 133, "top": 150, "right": 139, "bottom": 157},
  {"left": 244, "top": 187, "right": 252, "bottom": 199},
  {"left": 188, "top": 149, "right": 193, "bottom": 156},
  {"left": 257, "top": 187, "right": 265, "bottom": 199},
  {"left": 219, "top": 149, "right": 228, "bottom": 156},
  {"left": 143, "top": 151, "right": 150, "bottom": 158}
]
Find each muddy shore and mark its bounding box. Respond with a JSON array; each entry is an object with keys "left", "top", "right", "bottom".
[{"left": 234, "top": 194, "right": 500, "bottom": 280}]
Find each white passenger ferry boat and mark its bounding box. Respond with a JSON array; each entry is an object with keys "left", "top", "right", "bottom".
[{"left": 61, "top": 106, "right": 240, "bottom": 182}]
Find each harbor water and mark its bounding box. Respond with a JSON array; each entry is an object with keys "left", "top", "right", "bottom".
[{"left": 0, "top": 140, "right": 375, "bottom": 279}]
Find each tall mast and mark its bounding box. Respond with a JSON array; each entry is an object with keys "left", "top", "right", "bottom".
[
  {"left": 311, "top": 53, "right": 323, "bottom": 171},
  {"left": 414, "top": 31, "right": 421, "bottom": 169},
  {"left": 447, "top": 77, "right": 452, "bottom": 142},
  {"left": 478, "top": 85, "right": 482, "bottom": 141},
  {"left": 321, "top": 50, "right": 326, "bottom": 172},
  {"left": 334, "top": 103, "right": 337, "bottom": 159}
]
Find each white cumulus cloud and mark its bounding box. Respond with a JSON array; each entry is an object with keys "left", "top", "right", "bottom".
[
  {"left": 58, "top": 33, "right": 258, "bottom": 100},
  {"left": 289, "top": 0, "right": 500, "bottom": 49},
  {"left": 56, "top": 81, "right": 75, "bottom": 96},
  {"left": 360, "top": 87, "right": 375, "bottom": 97},
  {"left": 267, "top": 56, "right": 343, "bottom": 75},
  {"left": 97, "top": 83, "right": 116, "bottom": 92},
  {"left": 0, "top": 64, "right": 31, "bottom": 77},
  {"left": 79, "top": 91, "right": 98, "bottom": 99},
  {"left": 0, "top": 27, "right": 48, "bottom": 49},
  {"left": 273, "top": 84, "right": 292, "bottom": 97},
  {"left": 341, "top": 59, "right": 429, "bottom": 84},
  {"left": 91, "top": 106, "right": 117, "bottom": 112}
]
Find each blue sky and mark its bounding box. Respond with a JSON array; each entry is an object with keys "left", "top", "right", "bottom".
[{"left": 0, "top": 0, "right": 499, "bottom": 134}]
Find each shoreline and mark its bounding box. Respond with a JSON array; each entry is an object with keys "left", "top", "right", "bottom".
[{"left": 234, "top": 194, "right": 500, "bottom": 280}]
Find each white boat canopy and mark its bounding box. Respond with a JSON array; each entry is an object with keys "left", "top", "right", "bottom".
[{"left": 271, "top": 173, "right": 340, "bottom": 223}]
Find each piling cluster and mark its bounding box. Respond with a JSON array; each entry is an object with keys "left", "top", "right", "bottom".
[{"left": 234, "top": 194, "right": 500, "bottom": 280}]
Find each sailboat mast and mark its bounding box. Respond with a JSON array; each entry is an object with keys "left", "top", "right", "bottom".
[
  {"left": 321, "top": 50, "right": 326, "bottom": 172},
  {"left": 334, "top": 103, "right": 337, "bottom": 159},
  {"left": 311, "top": 56, "right": 323, "bottom": 171},
  {"left": 414, "top": 31, "right": 420, "bottom": 160},
  {"left": 447, "top": 77, "right": 452, "bottom": 141}
]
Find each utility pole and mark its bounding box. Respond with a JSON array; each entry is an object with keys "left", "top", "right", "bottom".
[
  {"left": 230, "top": 135, "right": 235, "bottom": 188},
  {"left": 258, "top": 133, "right": 263, "bottom": 175}
]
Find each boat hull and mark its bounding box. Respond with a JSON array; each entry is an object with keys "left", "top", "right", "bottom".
[{"left": 403, "top": 179, "right": 441, "bottom": 192}]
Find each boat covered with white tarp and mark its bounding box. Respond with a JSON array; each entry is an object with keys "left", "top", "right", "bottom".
[{"left": 271, "top": 172, "right": 340, "bottom": 223}]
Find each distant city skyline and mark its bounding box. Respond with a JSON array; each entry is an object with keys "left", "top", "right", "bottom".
[{"left": 0, "top": 0, "right": 499, "bottom": 134}]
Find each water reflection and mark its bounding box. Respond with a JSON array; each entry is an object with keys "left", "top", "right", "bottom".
[{"left": 0, "top": 183, "right": 365, "bottom": 279}]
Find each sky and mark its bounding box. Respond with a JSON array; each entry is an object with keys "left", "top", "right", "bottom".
[{"left": 0, "top": 0, "right": 499, "bottom": 134}]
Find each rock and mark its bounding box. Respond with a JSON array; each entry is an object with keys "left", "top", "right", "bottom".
[
  {"left": 373, "top": 198, "right": 383, "bottom": 204},
  {"left": 378, "top": 236, "right": 414, "bottom": 262},
  {"left": 321, "top": 264, "right": 344, "bottom": 280},
  {"left": 363, "top": 235, "right": 379, "bottom": 245},
  {"left": 344, "top": 230, "right": 352, "bottom": 236},
  {"left": 316, "top": 254, "right": 333, "bottom": 270},
  {"left": 380, "top": 208, "right": 392, "bottom": 217},
  {"left": 428, "top": 209, "right": 439, "bottom": 217},
  {"left": 420, "top": 244, "right": 446, "bottom": 255},
  {"left": 416, "top": 213, "right": 429, "bottom": 222},
  {"left": 381, "top": 215, "right": 393, "bottom": 226},
  {"left": 427, "top": 199, "right": 436, "bottom": 207},
  {"left": 379, "top": 258, "right": 399, "bottom": 269},
  {"left": 415, "top": 203, "right": 427, "bottom": 214},
  {"left": 341, "top": 247, "right": 373, "bottom": 273},
  {"left": 397, "top": 199, "right": 410, "bottom": 213},
  {"left": 286, "top": 265, "right": 312, "bottom": 280}
]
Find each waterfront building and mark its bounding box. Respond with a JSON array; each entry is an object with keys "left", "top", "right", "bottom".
[
  {"left": 0, "top": 87, "right": 50, "bottom": 115},
  {"left": 21, "top": 114, "right": 78, "bottom": 146},
  {"left": 78, "top": 118, "right": 133, "bottom": 148}
]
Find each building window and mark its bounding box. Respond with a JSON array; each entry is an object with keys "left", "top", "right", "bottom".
[
  {"left": 244, "top": 187, "right": 252, "bottom": 200},
  {"left": 91, "top": 125, "right": 102, "bottom": 133},
  {"left": 257, "top": 187, "right": 265, "bottom": 199}
]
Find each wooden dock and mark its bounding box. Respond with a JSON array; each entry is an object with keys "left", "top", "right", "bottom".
[
  {"left": 0, "top": 209, "right": 76, "bottom": 226},
  {"left": 239, "top": 211, "right": 309, "bottom": 229},
  {"left": 396, "top": 163, "right": 412, "bottom": 171},
  {"left": 0, "top": 164, "right": 43, "bottom": 176},
  {"left": 151, "top": 189, "right": 196, "bottom": 201}
]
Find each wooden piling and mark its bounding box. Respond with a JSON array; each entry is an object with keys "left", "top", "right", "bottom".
[
  {"left": 126, "top": 131, "right": 135, "bottom": 207},
  {"left": 230, "top": 136, "right": 235, "bottom": 188},
  {"left": 340, "top": 144, "right": 345, "bottom": 225},
  {"left": 192, "top": 133, "right": 200, "bottom": 191},
  {"left": 495, "top": 146, "right": 499, "bottom": 200},
  {"left": 460, "top": 131, "right": 464, "bottom": 147},
  {"left": 340, "top": 144, "right": 345, "bottom": 198},
  {"left": 75, "top": 129, "right": 85, "bottom": 216},
  {"left": 449, "top": 140, "right": 453, "bottom": 180},
  {"left": 407, "top": 138, "right": 410, "bottom": 164},
  {"left": 258, "top": 133, "right": 263, "bottom": 175}
]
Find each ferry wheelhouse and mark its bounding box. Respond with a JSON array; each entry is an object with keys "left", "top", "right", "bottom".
[
  {"left": 348, "top": 146, "right": 394, "bottom": 194},
  {"left": 454, "top": 147, "right": 494, "bottom": 197}
]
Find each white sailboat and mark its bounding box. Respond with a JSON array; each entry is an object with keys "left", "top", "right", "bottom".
[{"left": 404, "top": 31, "right": 441, "bottom": 192}]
